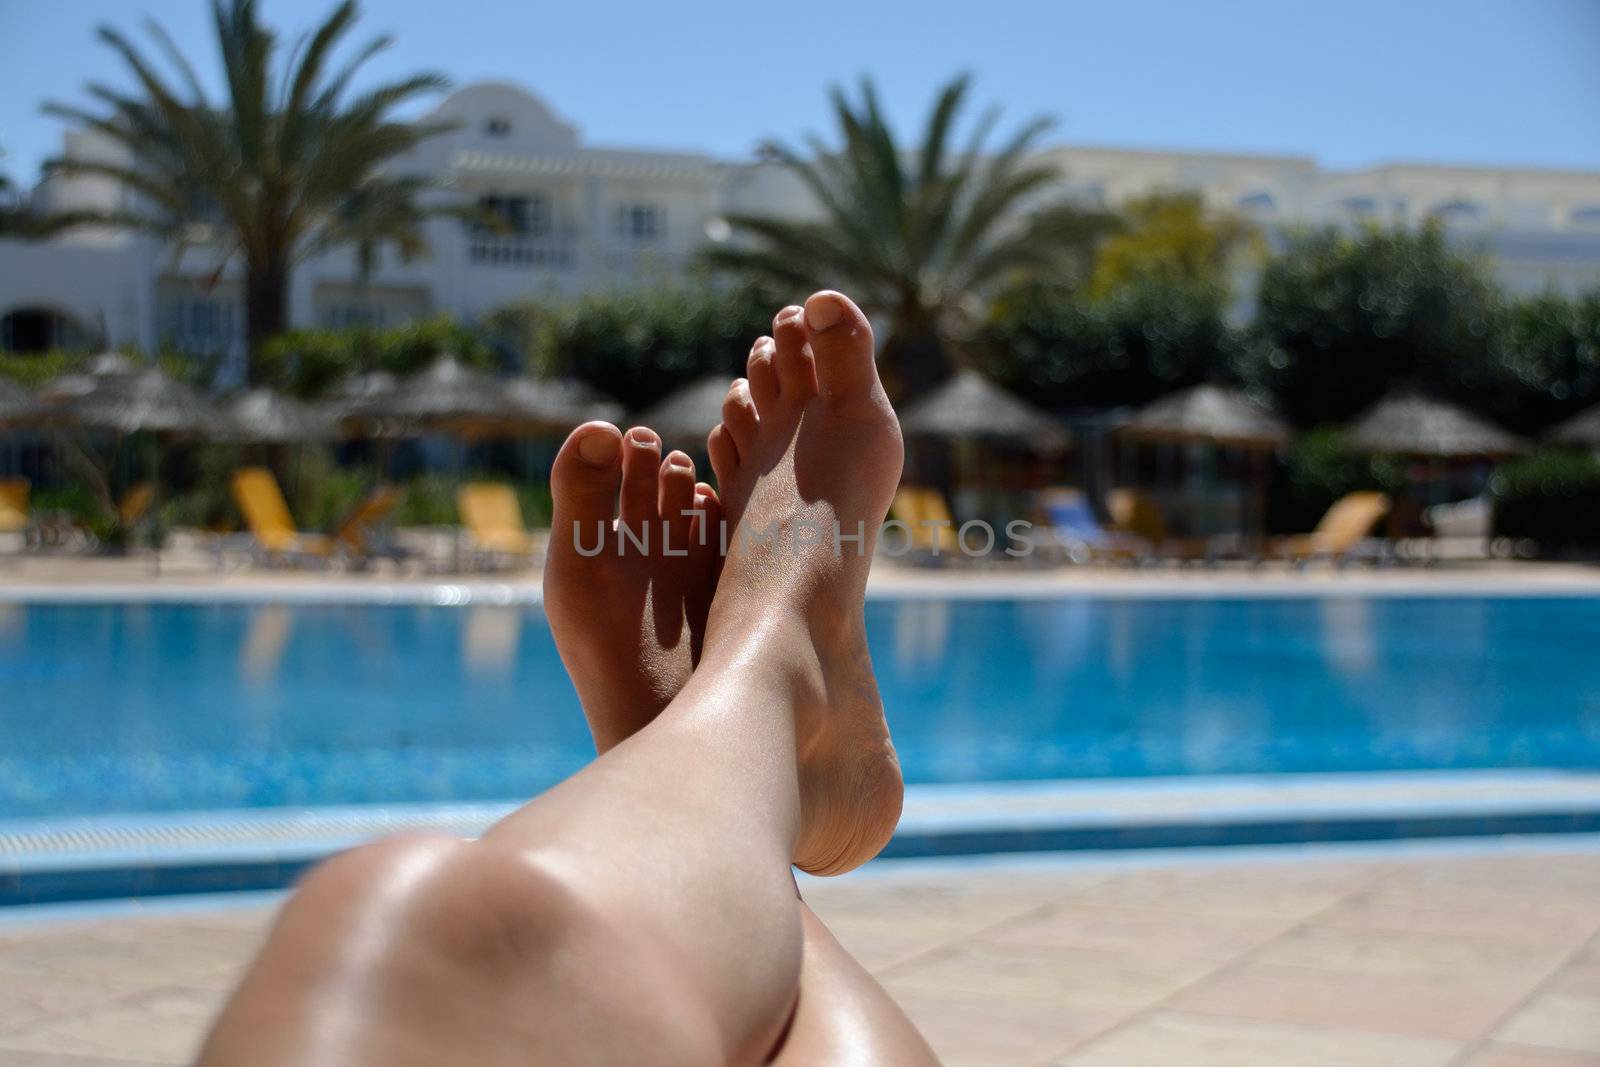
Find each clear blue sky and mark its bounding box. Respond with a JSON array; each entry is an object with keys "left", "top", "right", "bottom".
[{"left": 2, "top": 0, "right": 1597, "bottom": 185}]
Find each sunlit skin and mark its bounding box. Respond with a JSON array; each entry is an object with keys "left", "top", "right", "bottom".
[{"left": 195, "top": 291, "right": 932, "bottom": 1066}]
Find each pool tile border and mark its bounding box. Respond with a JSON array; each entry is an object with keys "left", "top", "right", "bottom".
[{"left": 6, "top": 771, "right": 1600, "bottom": 908}]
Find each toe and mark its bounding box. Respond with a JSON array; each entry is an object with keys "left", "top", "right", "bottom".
[
  {"left": 721, "top": 378, "right": 759, "bottom": 453},
  {"left": 771, "top": 305, "right": 818, "bottom": 398},
  {"left": 658, "top": 451, "right": 697, "bottom": 555},
  {"left": 618, "top": 426, "right": 662, "bottom": 540},
  {"left": 706, "top": 424, "right": 739, "bottom": 488},
  {"left": 550, "top": 422, "right": 623, "bottom": 545},
  {"left": 746, "top": 337, "right": 779, "bottom": 410},
  {"left": 692, "top": 482, "right": 722, "bottom": 553},
  {"left": 802, "top": 290, "right": 879, "bottom": 404}
]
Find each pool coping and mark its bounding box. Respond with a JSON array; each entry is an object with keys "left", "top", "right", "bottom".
[
  {"left": 3, "top": 570, "right": 1600, "bottom": 604},
  {"left": 6, "top": 769, "right": 1600, "bottom": 907}
]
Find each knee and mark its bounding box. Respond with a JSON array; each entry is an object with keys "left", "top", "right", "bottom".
[{"left": 285, "top": 832, "right": 590, "bottom": 971}]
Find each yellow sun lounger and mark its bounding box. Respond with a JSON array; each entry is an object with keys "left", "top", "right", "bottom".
[
  {"left": 230, "top": 467, "right": 333, "bottom": 565},
  {"left": 1266, "top": 490, "right": 1391, "bottom": 566},
  {"left": 889, "top": 485, "right": 960, "bottom": 557},
  {"left": 0, "top": 478, "right": 28, "bottom": 535},
  {"left": 458, "top": 482, "right": 538, "bottom": 567}
]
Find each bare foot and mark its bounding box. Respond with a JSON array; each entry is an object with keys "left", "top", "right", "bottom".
[
  {"left": 703, "top": 290, "right": 905, "bottom": 877},
  {"left": 543, "top": 423, "right": 722, "bottom": 752}
]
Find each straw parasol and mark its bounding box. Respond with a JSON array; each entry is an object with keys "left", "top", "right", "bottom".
[
  {"left": 343, "top": 355, "right": 519, "bottom": 438},
  {"left": 0, "top": 377, "right": 39, "bottom": 428},
  {"left": 635, "top": 374, "right": 737, "bottom": 446},
  {"left": 1119, "top": 384, "right": 1290, "bottom": 450},
  {"left": 36, "top": 353, "right": 221, "bottom": 436},
  {"left": 1549, "top": 403, "right": 1600, "bottom": 448},
  {"left": 216, "top": 387, "right": 338, "bottom": 444},
  {"left": 505, "top": 376, "right": 626, "bottom": 433},
  {"left": 1345, "top": 391, "right": 1528, "bottom": 458},
  {"left": 900, "top": 369, "right": 1064, "bottom": 445}
]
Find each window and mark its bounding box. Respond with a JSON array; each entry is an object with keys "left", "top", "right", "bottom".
[
  {"left": 484, "top": 116, "right": 512, "bottom": 138},
  {"left": 473, "top": 193, "right": 551, "bottom": 238},
  {"left": 614, "top": 202, "right": 662, "bottom": 243},
  {"left": 1237, "top": 191, "right": 1276, "bottom": 214},
  {"left": 1430, "top": 199, "right": 1482, "bottom": 224}
]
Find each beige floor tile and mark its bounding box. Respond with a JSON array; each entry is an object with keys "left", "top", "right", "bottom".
[
  {"left": 0, "top": 986, "right": 222, "bottom": 1064},
  {"left": 989, "top": 901, "right": 1294, "bottom": 961},
  {"left": 1317, "top": 886, "right": 1600, "bottom": 951},
  {"left": 0, "top": 924, "right": 253, "bottom": 990},
  {"left": 886, "top": 939, "right": 1214, "bottom": 1011},
  {"left": 1170, "top": 960, "right": 1538, "bottom": 1041},
  {"left": 1494, "top": 963, "right": 1600, "bottom": 1053},
  {"left": 804, "top": 877, "right": 1071, "bottom": 938},
  {"left": 1057, "top": 1010, "right": 1464, "bottom": 1067},
  {"left": 1251, "top": 924, "right": 1568, "bottom": 984},
  {"left": 1386, "top": 855, "right": 1600, "bottom": 900},
  {"left": 1055, "top": 863, "right": 1376, "bottom": 920},
  {"left": 0, "top": 1052, "right": 178, "bottom": 1067},
  {"left": 884, "top": 985, "right": 1122, "bottom": 1066},
  {"left": 1456, "top": 1042, "right": 1600, "bottom": 1066},
  {"left": 0, "top": 973, "right": 157, "bottom": 1033}
]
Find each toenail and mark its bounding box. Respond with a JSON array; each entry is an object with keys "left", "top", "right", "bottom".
[
  {"left": 666, "top": 451, "right": 692, "bottom": 469},
  {"left": 628, "top": 429, "right": 658, "bottom": 449},
  {"left": 577, "top": 430, "right": 619, "bottom": 465},
  {"left": 805, "top": 294, "right": 845, "bottom": 332}
]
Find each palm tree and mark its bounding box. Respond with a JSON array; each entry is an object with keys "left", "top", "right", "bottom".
[
  {"left": 706, "top": 75, "right": 1116, "bottom": 400},
  {"left": 41, "top": 0, "right": 453, "bottom": 380}
]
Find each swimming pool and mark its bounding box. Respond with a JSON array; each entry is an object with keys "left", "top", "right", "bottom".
[{"left": 1, "top": 596, "right": 1597, "bottom": 820}]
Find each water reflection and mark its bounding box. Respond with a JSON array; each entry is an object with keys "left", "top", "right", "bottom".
[{"left": 1, "top": 597, "right": 1597, "bottom": 820}]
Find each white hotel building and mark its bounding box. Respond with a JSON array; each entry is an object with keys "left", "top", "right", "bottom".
[{"left": 3, "top": 81, "right": 1599, "bottom": 382}]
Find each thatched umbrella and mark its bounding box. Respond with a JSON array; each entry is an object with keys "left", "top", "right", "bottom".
[
  {"left": 1345, "top": 392, "right": 1527, "bottom": 458},
  {"left": 217, "top": 387, "right": 338, "bottom": 444},
  {"left": 0, "top": 377, "right": 39, "bottom": 429},
  {"left": 1346, "top": 391, "right": 1528, "bottom": 516},
  {"left": 1119, "top": 384, "right": 1289, "bottom": 450},
  {"left": 37, "top": 353, "right": 221, "bottom": 436},
  {"left": 901, "top": 370, "right": 1064, "bottom": 445},
  {"left": 505, "top": 376, "right": 625, "bottom": 433},
  {"left": 35, "top": 352, "right": 222, "bottom": 553},
  {"left": 635, "top": 375, "right": 737, "bottom": 447},
  {"left": 1117, "top": 384, "right": 1291, "bottom": 541},
  {"left": 324, "top": 369, "right": 398, "bottom": 416},
  {"left": 1549, "top": 403, "right": 1600, "bottom": 448},
  {"left": 343, "top": 355, "right": 517, "bottom": 439}
]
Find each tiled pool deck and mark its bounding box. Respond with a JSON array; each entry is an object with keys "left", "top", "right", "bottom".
[{"left": 0, "top": 844, "right": 1596, "bottom": 1066}]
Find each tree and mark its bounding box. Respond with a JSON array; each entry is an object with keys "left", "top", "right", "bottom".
[
  {"left": 1088, "top": 191, "right": 1258, "bottom": 299},
  {"left": 42, "top": 0, "right": 453, "bottom": 379},
  {"left": 704, "top": 74, "right": 1117, "bottom": 401},
  {"left": 1495, "top": 288, "right": 1600, "bottom": 432},
  {"left": 489, "top": 283, "right": 777, "bottom": 411},
  {"left": 978, "top": 277, "right": 1248, "bottom": 410},
  {"left": 1241, "top": 223, "right": 1504, "bottom": 426}
]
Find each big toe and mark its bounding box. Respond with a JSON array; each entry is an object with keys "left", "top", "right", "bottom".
[
  {"left": 802, "top": 291, "right": 879, "bottom": 405},
  {"left": 551, "top": 422, "right": 623, "bottom": 537}
]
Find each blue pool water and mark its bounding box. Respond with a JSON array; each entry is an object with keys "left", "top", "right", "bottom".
[{"left": 1, "top": 597, "right": 1597, "bottom": 820}]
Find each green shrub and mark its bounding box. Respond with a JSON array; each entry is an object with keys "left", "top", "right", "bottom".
[
  {"left": 258, "top": 314, "right": 496, "bottom": 397},
  {"left": 1490, "top": 449, "right": 1600, "bottom": 553}
]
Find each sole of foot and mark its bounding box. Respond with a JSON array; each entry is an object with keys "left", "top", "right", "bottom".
[{"left": 704, "top": 290, "right": 906, "bottom": 877}]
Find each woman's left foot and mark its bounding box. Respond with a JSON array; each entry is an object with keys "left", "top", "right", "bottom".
[{"left": 543, "top": 422, "right": 722, "bottom": 752}]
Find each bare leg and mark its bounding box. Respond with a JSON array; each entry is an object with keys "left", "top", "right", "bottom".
[
  {"left": 541, "top": 410, "right": 936, "bottom": 1065},
  {"left": 198, "top": 290, "right": 908, "bottom": 1066}
]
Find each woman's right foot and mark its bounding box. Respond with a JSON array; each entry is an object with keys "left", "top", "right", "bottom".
[
  {"left": 543, "top": 423, "right": 722, "bottom": 752},
  {"left": 703, "top": 291, "right": 906, "bottom": 877}
]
